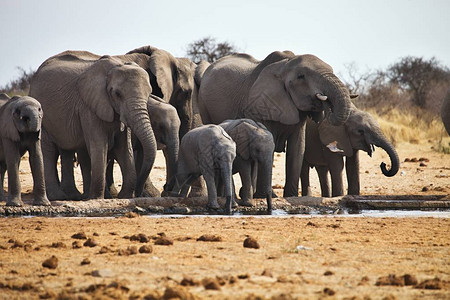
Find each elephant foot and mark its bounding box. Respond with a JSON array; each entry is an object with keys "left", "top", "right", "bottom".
[
  {"left": 253, "top": 190, "right": 277, "bottom": 199},
  {"left": 142, "top": 183, "right": 161, "bottom": 197},
  {"left": 232, "top": 199, "right": 238, "bottom": 208},
  {"left": 7, "top": 197, "right": 24, "bottom": 207},
  {"left": 237, "top": 199, "right": 254, "bottom": 207},
  {"left": 33, "top": 196, "right": 51, "bottom": 206},
  {"left": 206, "top": 201, "right": 220, "bottom": 211},
  {"left": 224, "top": 196, "right": 233, "bottom": 215},
  {"left": 118, "top": 189, "right": 134, "bottom": 199},
  {"left": 46, "top": 186, "right": 68, "bottom": 200}
]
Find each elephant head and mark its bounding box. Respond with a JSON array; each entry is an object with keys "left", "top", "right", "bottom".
[
  {"left": 77, "top": 56, "right": 157, "bottom": 196},
  {"left": 0, "top": 95, "right": 43, "bottom": 142},
  {"left": 147, "top": 94, "right": 181, "bottom": 183},
  {"left": 318, "top": 104, "right": 399, "bottom": 177},
  {"left": 127, "top": 46, "right": 196, "bottom": 138},
  {"left": 243, "top": 53, "right": 351, "bottom": 127}
]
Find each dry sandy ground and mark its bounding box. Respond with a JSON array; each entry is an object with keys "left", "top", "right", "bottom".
[{"left": 0, "top": 142, "right": 449, "bottom": 299}]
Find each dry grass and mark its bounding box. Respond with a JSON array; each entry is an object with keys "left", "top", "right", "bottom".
[{"left": 366, "top": 107, "right": 449, "bottom": 153}]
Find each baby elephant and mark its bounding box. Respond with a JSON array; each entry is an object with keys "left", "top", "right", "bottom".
[
  {"left": 219, "top": 119, "right": 274, "bottom": 210},
  {"left": 0, "top": 94, "right": 50, "bottom": 206},
  {"left": 169, "top": 124, "right": 236, "bottom": 214}
]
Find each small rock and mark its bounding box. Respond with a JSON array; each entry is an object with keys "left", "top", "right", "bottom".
[
  {"left": 180, "top": 276, "right": 200, "bottom": 286},
  {"left": 93, "top": 232, "right": 99, "bottom": 237},
  {"left": 404, "top": 158, "right": 411, "bottom": 162},
  {"left": 197, "top": 234, "right": 223, "bottom": 242},
  {"left": 261, "top": 269, "right": 273, "bottom": 277},
  {"left": 98, "top": 246, "right": 111, "bottom": 254},
  {"left": 376, "top": 274, "right": 405, "bottom": 286},
  {"left": 410, "top": 158, "right": 418, "bottom": 162},
  {"left": 162, "top": 286, "right": 194, "bottom": 300},
  {"left": 243, "top": 237, "right": 260, "bottom": 249},
  {"left": 324, "top": 270, "right": 334, "bottom": 276},
  {"left": 238, "top": 273, "right": 250, "bottom": 279},
  {"left": 306, "top": 221, "right": 318, "bottom": 227},
  {"left": 72, "top": 241, "right": 83, "bottom": 249},
  {"left": 419, "top": 162, "right": 427, "bottom": 167},
  {"left": 50, "top": 242, "right": 66, "bottom": 248},
  {"left": 42, "top": 256, "right": 58, "bottom": 269},
  {"left": 323, "top": 287, "right": 335, "bottom": 296},
  {"left": 83, "top": 238, "right": 98, "bottom": 247},
  {"left": 415, "top": 277, "right": 443, "bottom": 289},
  {"left": 130, "top": 233, "right": 150, "bottom": 243},
  {"left": 91, "top": 269, "right": 113, "bottom": 278},
  {"left": 80, "top": 258, "right": 91, "bottom": 265},
  {"left": 403, "top": 274, "right": 418, "bottom": 286},
  {"left": 124, "top": 212, "right": 139, "bottom": 218},
  {"left": 71, "top": 232, "right": 87, "bottom": 240},
  {"left": 154, "top": 236, "right": 173, "bottom": 246},
  {"left": 422, "top": 186, "right": 429, "bottom": 192},
  {"left": 202, "top": 278, "right": 221, "bottom": 290},
  {"left": 139, "top": 245, "right": 153, "bottom": 254}
]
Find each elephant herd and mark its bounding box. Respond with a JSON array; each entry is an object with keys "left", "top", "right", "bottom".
[{"left": 6, "top": 44, "right": 441, "bottom": 213}]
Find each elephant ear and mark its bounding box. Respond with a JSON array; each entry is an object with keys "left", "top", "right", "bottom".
[
  {"left": 318, "top": 118, "right": 353, "bottom": 157},
  {"left": 148, "top": 49, "right": 174, "bottom": 101},
  {"left": 0, "top": 102, "right": 20, "bottom": 142},
  {"left": 77, "top": 57, "right": 119, "bottom": 123},
  {"left": 228, "top": 122, "right": 251, "bottom": 160},
  {"left": 244, "top": 59, "right": 299, "bottom": 125}
]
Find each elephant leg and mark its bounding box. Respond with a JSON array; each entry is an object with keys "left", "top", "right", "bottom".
[
  {"left": 284, "top": 123, "right": 305, "bottom": 197},
  {"left": 0, "top": 162, "right": 6, "bottom": 202},
  {"left": 300, "top": 161, "right": 312, "bottom": 197},
  {"left": 41, "top": 129, "right": 67, "bottom": 200},
  {"left": 3, "top": 139, "right": 22, "bottom": 206},
  {"left": 188, "top": 176, "right": 208, "bottom": 197},
  {"left": 28, "top": 140, "right": 51, "bottom": 206},
  {"left": 329, "top": 156, "right": 345, "bottom": 197},
  {"left": 105, "top": 157, "right": 118, "bottom": 199},
  {"left": 77, "top": 148, "right": 91, "bottom": 198},
  {"left": 203, "top": 173, "right": 219, "bottom": 210},
  {"left": 254, "top": 161, "right": 277, "bottom": 199},
  {"left": 316, "top": 166, "right": 331, "bottom": 197},
  {"left": 237, "top": 160, "right": 254, "bottom": 207},
  {"left": 113, "top": 130, "right": 137, "bottom": 199},
  {"left": 346, "top": 150, "right": 360, "bottom": 195},
  {"left": 60, "top": 149, "right": 82, "bottom": 200}
]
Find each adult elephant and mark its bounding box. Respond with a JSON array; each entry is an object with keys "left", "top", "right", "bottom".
[
  {"left": 442, "top": 89, "right": 450, "bottom": 135},
  {"left": 301, "top": 103, "right": 399, "bottom": 197},
  {"left": 29, "top": 51, "right": 157, "bottom": 199},
  {"left": 197, "top": 51, "right": 352, "bottom": 197}
]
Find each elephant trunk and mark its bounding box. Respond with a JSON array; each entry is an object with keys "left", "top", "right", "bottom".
[
  {"left": 371, "top": 133, "right": 399, "bottom": 177},
  {"left": 165, "top": 136, "right": 179, "bottom": 185},
  {"left": 221, "top": 162, "right": 234, "bottom": 215},
  {"left": 320, "top": 73, "right": 352, "bottom": 126},
  {"left": 259, "top": 159, "right": 273, "bottom": 211},
  {"left": 125, "top": 98, "right": 157, "bottom": 196}
]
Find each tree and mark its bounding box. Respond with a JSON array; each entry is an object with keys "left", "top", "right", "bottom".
[
  {"left": 386, "top": 56, "right": 450, "bottom": 108},
  {"left": 186, "top": 36, "right": 238, "bottom": 64},
  {"left": 0, "top": 67, "right": 35, "bottom": 95}
]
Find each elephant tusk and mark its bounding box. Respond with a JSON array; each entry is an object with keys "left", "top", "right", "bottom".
[
  {"left": 120, "top": 122, "right": 126, "bottom": 132},
  {"left": 316, "top": 93, "right": 328, "bottom": 101}
]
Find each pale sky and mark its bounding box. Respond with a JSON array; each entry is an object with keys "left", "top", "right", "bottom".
[{"left": 1, "top": 0, "right": 449, "bottom": 87}]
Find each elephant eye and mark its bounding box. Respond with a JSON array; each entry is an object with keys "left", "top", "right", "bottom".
[
  {"left": 14, "top": 108, "right": 21, "bottom": 115},
  {"left": 115, "top": 91, "right": 122, "bottom": 98},
  {"left": 297, "top": 74, "right": 305, "bottom": 79},
  {"left": 357, "top": 129, "right": 364, "bottom": 135}
]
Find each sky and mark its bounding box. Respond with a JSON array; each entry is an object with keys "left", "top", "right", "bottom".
[{"left": 1, "top": 0, "right": 449, "bottom": 87}]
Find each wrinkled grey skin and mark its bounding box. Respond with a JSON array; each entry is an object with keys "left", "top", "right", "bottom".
[
  {"left": 219, "top": 119, "right": 274, "bottom": 210},
  {"left": 196, "top": 51, "right": 352, "bottom": 197},
  {"left": 0, "top": 94, "right": 50, "bottom": 206},
  {"left": 168, "top": 125, "right": 236, "bottom": 214},
  {"left": 106, "top": 94, "right": 181, "bottom": 197},
  {"left": 301, "top": 104, "right": 399, "bottom": 197},
  {"left": 29, "top": 51, "right": 157, "bottom": 200},
  {"left": 442, "top": 90, "right": 450, "bottom": 135}
]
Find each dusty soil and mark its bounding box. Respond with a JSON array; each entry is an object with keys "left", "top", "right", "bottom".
[{"left": 0, "top": 142, "right": 449, "bottom": 299}]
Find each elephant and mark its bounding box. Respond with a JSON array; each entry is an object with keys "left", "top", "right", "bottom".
[
  {"left": 219, "top": 119, "right": 274, "bottom": 210},
  {"left": 196, "top": 51, "right": 352, "bottom": 197},
  {"left": 105, "top": 94, "right": 181, "bottom": 197},
  {"left": 301, "top": 103, "right": 400, "bottom": 197},
  {"left": 0, "top": 93, "right": 50, "bottom": 206},
  {"left": 29, "top": 51, "right": 157, "bottom": 199},
  {"left": 168, "top": 124, "right": 236, "bottom": 214},
  {"left": 442, "top": 89, "right": 450, "bottom": 135}
]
